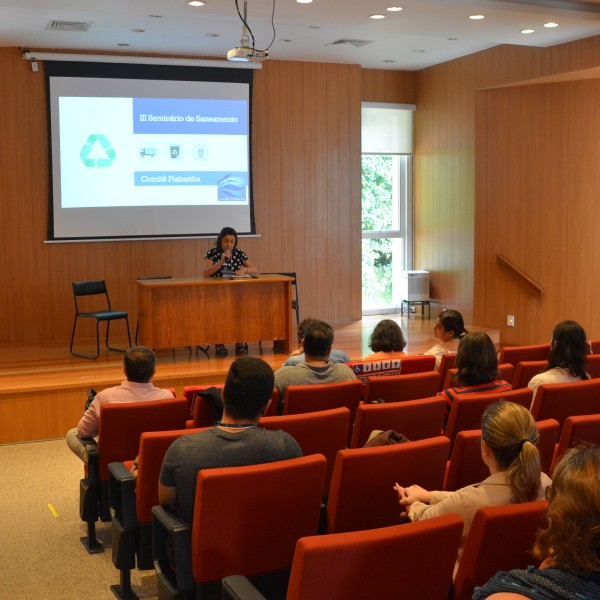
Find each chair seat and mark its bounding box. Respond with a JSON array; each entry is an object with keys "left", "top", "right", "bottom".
[{"left": 80, "top": 310, "right": 129, "bottom": 320}]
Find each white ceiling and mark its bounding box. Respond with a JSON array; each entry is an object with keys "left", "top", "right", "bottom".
[{"left": 3, "top": 0, "right": 600, "bottom": 70}]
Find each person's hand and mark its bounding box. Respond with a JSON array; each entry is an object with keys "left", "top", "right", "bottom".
[
  {"left": 289, "top": 348, "right": 303, "bottom": 357},
  {"left": 394, "top": 482, "right": 431, "bottom": 510},
  {"left": 223, "top": 248, "right": 233, "bottom": 262},
  {"left": 234, "top": 268, "right": 247, "bottom": 276}
]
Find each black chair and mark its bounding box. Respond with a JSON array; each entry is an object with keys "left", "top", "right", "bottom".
[
  {"left": 70, "top": 280, "right": 132, "bottom": 359},
  {"left": 261, "top": 272, "right": 301, "bottom": 340}
]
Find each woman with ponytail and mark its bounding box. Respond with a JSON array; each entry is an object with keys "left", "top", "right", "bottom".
[
  {"left": 424, "top": 309, "right": 468, "bottom": 369},
  {"left": 394, "top": 401, "right": 551, "bottom": 574}
]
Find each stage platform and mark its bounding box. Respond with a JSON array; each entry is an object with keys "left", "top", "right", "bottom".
[{"left": 0, "top": 315, "right": 499, "bottom": 444}]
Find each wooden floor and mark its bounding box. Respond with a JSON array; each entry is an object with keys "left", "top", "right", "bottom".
[{"left": 0, "top": 314, "right": 499, "bottom": 444}]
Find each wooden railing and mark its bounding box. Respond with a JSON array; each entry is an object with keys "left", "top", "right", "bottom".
[{"left": 496, "top": 254, "right": 543, "bottom": 300}]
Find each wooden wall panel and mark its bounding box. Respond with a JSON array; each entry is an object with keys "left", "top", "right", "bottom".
[
  {"left": 0, "top": 49, "right": 366, "bottom": 345},
  {"left": 414, "top": 35, "right": 600, "bottom": 340},
  {"left": 361, "top": 69, "right": 416, "bottom": 104}
]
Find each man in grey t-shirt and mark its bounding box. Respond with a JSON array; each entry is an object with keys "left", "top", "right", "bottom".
[
  {"left": 274, "top": 319, "right": 357, "bottom": 412},
  {"left": 159, "top": 357, "right": 301, "bottom": 524}
]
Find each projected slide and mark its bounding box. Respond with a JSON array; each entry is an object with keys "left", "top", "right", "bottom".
[{"left": 59, "top": 96, "right": 249, "bottom": 208}]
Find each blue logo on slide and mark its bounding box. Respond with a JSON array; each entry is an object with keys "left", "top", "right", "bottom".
[
  {"left": 217, "top": 174, "right": 247, "bottom": 201},
  {"left": 80, "top": 134, "right": 116, "bottom": 167}
]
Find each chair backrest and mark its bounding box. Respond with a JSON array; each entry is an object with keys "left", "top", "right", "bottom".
[
  {"left": 72, "top": 279, "right": 110, "bottom": 312},
  {"left": 135, "top": 427, "right": 204, "bottom": 523},
  {"left": 363, "top": 370, "right": 441, "bottom": 404},
  {"left": 350, "top": 397, "right": 446, "bottom": 448},
  {"left": 586, "top": 354, "right": 600, "bottom": 379},
  {"left": 498, "top": 344, "right": 551, "bottom": 368},
  {"left": 443, "top": 419, "right": 559, "bottom": 492},
  {"left": 286, "top": 515, "right": 464, "bottom": 600},
  {"left": 531, "top": 378, "right": 600, "bottom": 435},
  {"left": 453, "top": 501, "right": 549, "bottom": 600},
  {"left": 191, "top": 454, "right": 327, "bottom": 584},
  {"left": 327, "top": 436, "right": 451, "bottom": 534},
  {"left": 444, "top": 388, "right": 533, "bottom": 453},
  {"left": 553, "top": 414, "right": 600, "bottom": 472},
  {"left": 512, "top": 360, "right": 547, "bottom": 389},
  {"left": 97, "top": 397, "right": 188, "bottom": 480},
  {"left": 260, "top": 408, "right": 350, "bottom": 493},
  {"left": 346, "top": 355, "right": 436, "bottom": 385},
  {"left": 443, "top": 363, "right": 515, "bottom": 389},
  {"left": 437, "top": 352, "right": 457, "bottom": 391},
  {"left": 588, "top": 339, "right": 600, "bottom": 355}
]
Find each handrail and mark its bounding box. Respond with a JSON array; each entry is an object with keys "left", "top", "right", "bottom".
[{"left": 496, "top": 254, "right": 543, "bottom": 300}]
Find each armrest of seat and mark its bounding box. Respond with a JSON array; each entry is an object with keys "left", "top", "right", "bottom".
[
  {"left": 152, "top": 505, "right": 194, "bottom": 594},
  {"left": 222, "top": 576, "right": 268, "bottom": 600},
  {"left": 108, "top": 461, "right": 137, "bottom": 528},
  {"left": 78, "top": 436, "right": 99, "bottom": 483}
]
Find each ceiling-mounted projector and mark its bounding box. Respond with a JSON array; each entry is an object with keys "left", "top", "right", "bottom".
[{"left": 227, "top": 46, "right": 269, "bottom": 62}]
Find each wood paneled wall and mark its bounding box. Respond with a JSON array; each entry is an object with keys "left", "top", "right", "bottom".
[
  {"left": 0, "top": 49, "right": 377, "bottom": 344},
  {"left": 414, "top": 35, "right": 600, "bottom": 343}
]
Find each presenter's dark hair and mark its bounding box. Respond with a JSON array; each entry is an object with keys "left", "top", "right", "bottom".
[
  {"left": 369, "top": 319, "right": 406, "bottom": 353},
  {"left": 216, "top": 226, "right": 238, "bottom": 249},
  {"left": 453, "top": 332, "right": 499, "bottom": 387},
  {"left": 223, "top": 357, "right": 274, "bottom": 420},
  {"left": 438, "top": 309, "right": 468, "bottom": 339},
  {"left": 124, "top": 346, "right": 157, "bottom": 383},
  {"left": 302, "top": 320, "right": 334, "bottom": 358},
  {"left": 544, "top": 320, "right": 589, "bottom": 379}
]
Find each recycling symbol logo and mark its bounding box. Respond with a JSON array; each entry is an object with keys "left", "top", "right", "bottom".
[{"left": 80, "top": 134, "right": 116, "bottom": 167}]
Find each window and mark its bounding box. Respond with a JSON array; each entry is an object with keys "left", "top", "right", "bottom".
[{"left": 361, "top": 104, "right": 414, "bottom": 313}]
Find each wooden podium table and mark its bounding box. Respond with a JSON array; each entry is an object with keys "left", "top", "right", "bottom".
[{"left": 136, "top": 275, "right": 294, "bottom": 353}]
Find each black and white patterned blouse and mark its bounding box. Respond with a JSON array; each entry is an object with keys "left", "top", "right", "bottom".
[{"left": 205, "top": 247, "right": 249, "bottom": 277}]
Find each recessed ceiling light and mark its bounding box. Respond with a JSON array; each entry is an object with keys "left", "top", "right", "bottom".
[
  {"left": 544, "top": 22, "right": 558, "bottom": 28},
  {"left": 386, "top": 6, "right": 403, "bottom": 11},
  {"left": 187, "top": 1, "right": 207, "bottom": 6},
  {"left": 297, "top": 0, "right": 313, "bottom": 3},
  {"left": 370, "top": 14, "right": 386, "bottom": 19},
  {"left": 469, "top": 15, "right": 485, "bottom": 20},
  {"left": 521, "top": 29, "right": 535, "bottom": 34}
]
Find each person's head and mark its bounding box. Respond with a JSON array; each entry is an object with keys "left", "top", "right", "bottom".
[
  {"left": 222, "top": 357, "right": 275, "bottom": 421},
  {"left": 454, "top": 332, "right": 499, "bottom": 386},
  {"left": 434, "top": 309, "right": 468, "bottom": 342},
  {"left": 297, "top": 318, "right": 318, "bottom": 342},
  {"left": 481, "top": 400, "right": 542, "bottom": 503},
  {"left": 545, "top": 320, "right": 588, "bottom": 379},
  {"left": 534, "top": 445, "right": 600, "bottom": 574},
  {"left": 302, "top": 319, "right": 334, "bottom": 359},
  {"left": 123, "top": 346, "right": 157, "bottom": 383},
  {"left": 216, "top": 227, "right": 238, "bottom": 252},
  {"left": 368, "top": 319, "right": 406, "bottom": 353}
]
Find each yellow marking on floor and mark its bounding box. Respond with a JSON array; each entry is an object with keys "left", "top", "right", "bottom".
[{"left": 47, "top": 503, "right": 59, "bottom": 518}]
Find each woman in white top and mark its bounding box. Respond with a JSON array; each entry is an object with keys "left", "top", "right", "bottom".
[
  {"left": 424, "top": 309, "right": 468, "bottom": 369},
  {"left": 527, "top": 320, "right": 590, "bottom": 401}
]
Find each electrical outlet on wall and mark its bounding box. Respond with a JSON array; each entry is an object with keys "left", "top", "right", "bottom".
[{"left": 507, "top": 315, "right": 515, "bottom": 327}]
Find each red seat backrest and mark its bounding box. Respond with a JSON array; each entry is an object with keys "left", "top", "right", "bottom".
[
  {"left": 552, "top": 414, "right": 600, "bottom": 472},
  {"left": 346, "top": 355, "right": 436, "bottom": 385},
  {"left": 191, "top": 455, "right": 327, "bottom": 583},
  {"left": 453, "top": 501, "right": 549, "bottom": 600},
  {"left": 363, "top": 371, "right": 441, "bottom": 404},
  {"left": 585, "top": 354, "right": 600, "bottom": 379},
  {"left": 444, "top": 388, "right": 533, "bottom": 453},
  {"left": 260, "top": 408, "right": 350, "bottom": 493},
  {"left": 287, "top": 515, "right": 464, "bottom": 600},
  {"left": 512, "top": 360, "right": 547, "bottom": 390},
  {"left": 498, "top": 344, "right": 551, "bottom": 368},
  {"left": 531, "top": 379, "right": 600, "bottom": 435},
  {"left": 437, "top": 352, "right": 457, "bottom": 391},
  {"left": 350, "top": 397, "right": 446, "bottom": 448},
  {"left": 327, "top": 436, "right": 450, "bottom": 534},
  {"left": 98, "top": 397, "right": 188, "bottom": 480},
  {"left": 443, "top": 363, "right": 514, "bottom": 389}
]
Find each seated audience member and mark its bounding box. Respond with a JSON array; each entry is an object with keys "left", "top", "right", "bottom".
[
  {"left": 159, "top": 357, "right": 302, "bottom": 524},
  {"left": 274, "top": 319, "right": 357, "bottom": 407},
  {"left": 424, "top": 309, "right": 468, "bottom": 369},
  {"left": 65, "top": 346, "right": 173, "bottom": 463},
  {"left": 438, "top": 332, "right": 511, "bottom": 432},
  {"left": 474, "top": 445, "right": 600, "bottom": 600},
  {"left": 282, "top": 317, "right": 350, "bottom": 367},
  {"left": 395, "top": 401, "right": 551, "bottom": 577},
  {"left": 527, "top": 320, "right": 590, "bottom": 402},
  {"left": 363, "top": 319, "right": 407, "bottom": 361}
]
